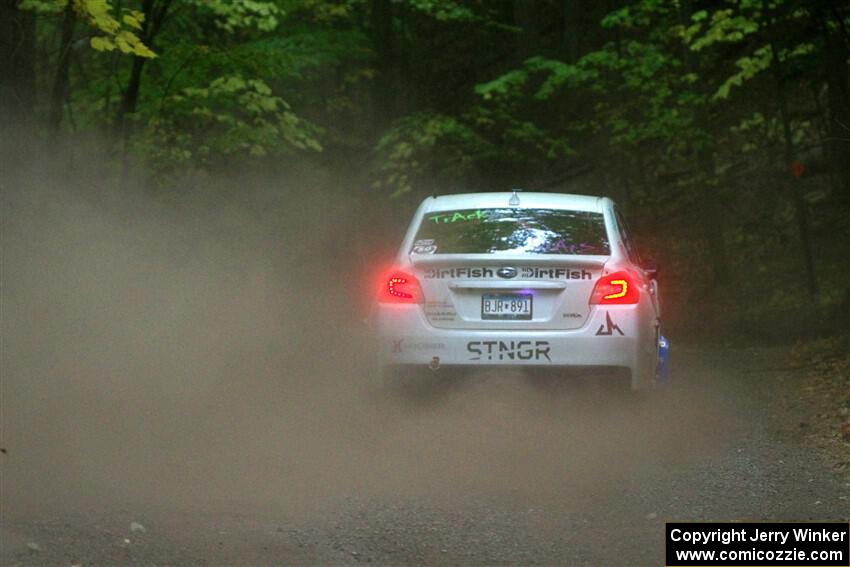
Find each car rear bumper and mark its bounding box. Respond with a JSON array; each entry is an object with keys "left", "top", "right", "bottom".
[{"left": 374, "top": 303, "right": 656, "bottom": 387}]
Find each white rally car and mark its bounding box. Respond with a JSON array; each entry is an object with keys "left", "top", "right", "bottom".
[{"left": 373, "top": 191, "right": 665, "bottom": 390}]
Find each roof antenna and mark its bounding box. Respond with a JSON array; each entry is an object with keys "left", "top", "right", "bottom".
[{"left": 509, "top": 188, "right": 522, "bottom": 207}]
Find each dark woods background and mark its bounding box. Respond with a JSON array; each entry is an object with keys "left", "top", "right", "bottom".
[{"left": 2, "top": 0, "right": 849, "bottom": 341}]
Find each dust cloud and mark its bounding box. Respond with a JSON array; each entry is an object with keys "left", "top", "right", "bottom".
[{"left": 1, "top": 135, "right": 734, "bottom": 531}]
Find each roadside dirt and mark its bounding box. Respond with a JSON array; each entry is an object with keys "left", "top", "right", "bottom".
[{"left": 790, "top": 336, "right": 850, "bottom": 481}]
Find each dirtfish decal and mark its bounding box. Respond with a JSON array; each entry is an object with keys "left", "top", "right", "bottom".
[
  {"left": 467, "top": 340, "right": 551, "bottom": 362},
  {"left": 425, "top": 267, "right": 495, "bottom": 279},
  {"left": 520, "top": 268, "right": 593, "bottom": 280},
  {"left": 424, "top": 267, "right": 594, "bottom": 280}
]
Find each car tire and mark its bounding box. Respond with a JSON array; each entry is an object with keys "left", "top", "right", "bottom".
[
  {"left": 632, "top": 327, "right": 663, "bottom": 391},
  {"left": 375, "top": 355, "right": 399, "bottom": 388}
]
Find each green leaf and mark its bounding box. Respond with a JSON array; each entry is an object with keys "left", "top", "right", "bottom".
[
  {"left": 122, "top": 13, "right": 142, "bottom": 30},
  {"left": 89, "top": 36, "right": 115, "bottom": 52}
]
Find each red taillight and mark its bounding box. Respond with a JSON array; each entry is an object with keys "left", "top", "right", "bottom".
[
  {"left": 590, "top": 270, "right": 640, "bottom": 304},
  {"left": 379, "top": 270, "right": 423, "bottom": 303}
]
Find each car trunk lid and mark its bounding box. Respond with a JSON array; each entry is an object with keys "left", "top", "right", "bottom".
[{"left": 410, "top": 255, "right": 607, "bottom": 330}]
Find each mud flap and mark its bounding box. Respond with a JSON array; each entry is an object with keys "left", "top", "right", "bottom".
[{"left": 656, "top": 335, "right": 669, "bottom": 384}]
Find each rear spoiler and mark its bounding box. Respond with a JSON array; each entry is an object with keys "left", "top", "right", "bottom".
[{"left": 408, "top": 254, "right": 608, "bottom": 270}]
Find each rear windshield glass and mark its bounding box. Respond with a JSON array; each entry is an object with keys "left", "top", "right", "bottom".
[{"left": 411, "top": 208, "right": 610, "bottom": 255}]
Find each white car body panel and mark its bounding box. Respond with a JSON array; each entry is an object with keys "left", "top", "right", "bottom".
[{"left": 373, "top": 192, "right": 661, "bottom": 389}]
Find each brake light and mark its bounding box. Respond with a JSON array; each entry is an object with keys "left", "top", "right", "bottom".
[
  {"left": 590, "top": 270, "right": 640, "bottom": 304},
  {"left": 379, "top": 270, "right": 423, "bottom": 303}
]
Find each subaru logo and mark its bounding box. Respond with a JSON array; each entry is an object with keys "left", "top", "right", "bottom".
[{"left": 497, "top": 267, "right": 518, "bottom": 279}]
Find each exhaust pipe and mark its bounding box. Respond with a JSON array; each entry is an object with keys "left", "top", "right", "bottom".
[{"left": 429, "top": 356, "right": 441, "bottom": 371}]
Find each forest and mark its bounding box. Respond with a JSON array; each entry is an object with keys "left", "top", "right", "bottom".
[
  {"left": 2, "top": 3, "right": 850, "bottom": 564},
  {"left": 2, "top": 0, "right": 849, "bottom": 339}
]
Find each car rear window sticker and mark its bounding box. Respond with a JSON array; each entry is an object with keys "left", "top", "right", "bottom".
[{"left": 412, "top": 239, "right": 437, "bottom": 254}]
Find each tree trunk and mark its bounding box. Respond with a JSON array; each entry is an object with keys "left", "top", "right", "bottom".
[
  {"left": 698, "top": 155, "right": 731, "bottom": 286},
  {"left": 821, "top": 8, "right": 850, "bottom": 208},
  {"left": 764, "top": 0, "right": 818, "bottom": 295},
  {"left": 0, "top": 1, "right": 36, "bottom": 123},
  {"left": 48, "top": 1, "right": 77, "bottom": 136},
  {"left": 675, "top": 2, "right": 731, "bottom": 287},
  {"left": 636, "top": 151, "right": 660, "bottom": 233},
  {"left": 513, "top": 0, "right": 537, "bottom": 63},
  {"left": 562, "top": 0, "right": 583, "bottom": 63},
  {"left": 113, "top": 0, "right": 171, "bottom": 149},
  {"left": 369, "top": 0, "right": 398, "bottom": 130},
  {"left": 114, "top": 56, "right": 148, "bottom": 145}
]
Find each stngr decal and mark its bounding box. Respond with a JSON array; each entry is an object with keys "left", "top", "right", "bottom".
[{"left": 467, "top": 340, "right": 551, "bottom": 362}]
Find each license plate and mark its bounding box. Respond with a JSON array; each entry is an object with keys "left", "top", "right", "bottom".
[{"left": 481, "top": 293, "right": 533, "bottom": 320}]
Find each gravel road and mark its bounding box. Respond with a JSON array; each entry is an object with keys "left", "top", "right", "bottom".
[
  {"left": 2, "top": 180, "right": 847, "bottom": 565},
  {"left": 2, "top": 342, "right": 848, "bottom": 566}
]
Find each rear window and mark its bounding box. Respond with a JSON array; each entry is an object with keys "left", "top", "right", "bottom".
[{"left": 410, "top": 208, "right": 610, "bottom": 255}]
